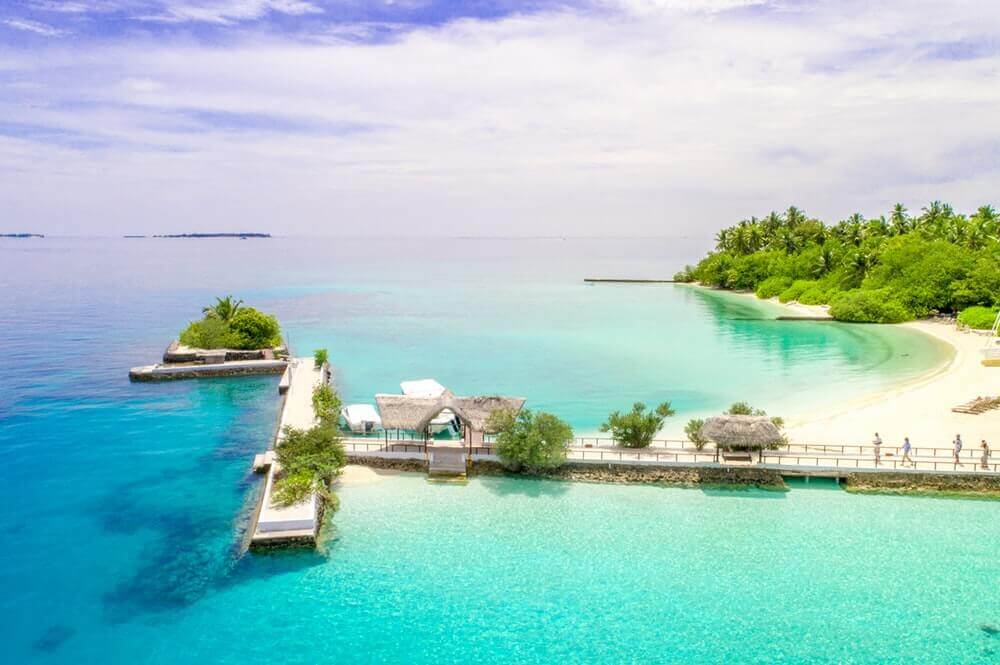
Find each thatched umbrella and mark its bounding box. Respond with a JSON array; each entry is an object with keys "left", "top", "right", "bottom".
[{"left": 699, "top": 415, "right": 783, "bottom": 453}]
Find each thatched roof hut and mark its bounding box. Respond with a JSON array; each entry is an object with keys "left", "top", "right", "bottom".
[
  {"left": 699, "top": 415, "right": 783, "bottom": 450},
  {"left": 374, "top": 392, "right": 525, "bottom": 433}
]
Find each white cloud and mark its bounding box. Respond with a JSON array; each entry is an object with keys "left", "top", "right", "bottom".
[
  {"left": 1, "top": 18, "right": 66, "bottom": 36},
  {"left": 136, "top": 0, "right": 323, "bottom": 24},
  {"left": 0, "top": 0, "right": 999, "bottom": 236}
]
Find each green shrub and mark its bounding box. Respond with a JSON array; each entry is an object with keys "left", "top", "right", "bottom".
[
  {"left": 600, "top": 402, "right": 675, "bottom": 448},
  {"left": 797, "top": 285, "right": 828, "bottom": 305},
  {"left": 684, "top": 418, "right": 707, "bottom": 450},
  {"left": 957, "top": 306, "right": 999, "bottom": 330},
  {"left": 755, "top": 276, "right": 793, "bottom": 299},
  {"left": 314, "top": 348, "right": 329, "bottom": 368},
  {"left": 829, "top": 289, "right": 912, "bottom": 323},
  {"left": 778, "top": 279, "right": 816, "bottom": 303},
  {"left": 273, "top": 421, "right": 345, "bottom": 506},
  {"left": 178, "top": 317, "right": 237, "bottom": 349},
  {"left": 673, "top": 266, "right": 696, "bottom": 282},
  {"left": 312, "top": 384, "right": 341, "bottom": 422},
  {"left": 227, "top": 307, "right": 281, "bottom": 350},
  {"left": 488, "top": 408, "right": 573, "bottom": 473}
]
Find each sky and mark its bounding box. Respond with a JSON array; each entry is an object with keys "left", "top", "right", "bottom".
[{"left": 0, "top": 0, "right": 998, "bottom": 237}]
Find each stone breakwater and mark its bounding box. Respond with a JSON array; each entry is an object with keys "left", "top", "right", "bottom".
[
  {"left": 346, "top": 456, "right": 789, "bottom": 489},
  {"left": 844, "top": 471, "right": 1000, "bottom": 497},
  {"left": 473, "top": 460, "right": 789, "bottom": 489},
  {"left": 129, "top": 360, "right": 288, "bottom": 382}
]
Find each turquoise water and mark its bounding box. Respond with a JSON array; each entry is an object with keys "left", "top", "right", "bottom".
[{"left": 1, "top": 237, "right": 991, "bottom": 663}]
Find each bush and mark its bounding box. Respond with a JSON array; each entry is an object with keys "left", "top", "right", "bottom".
[
  {"left": 685, "top": 418, "right": 707, "bottom": 450},
  {"left": 314, "top": 348, "right": 329, "bottom": 368},
  {"left": 178, "top": 317, "right": 238, "bottom": 349},
  {"left": 755, "top": 276, "right": 793, "bottom": 299},
  {"left": 673, "top": 265, "right": 696, "bottom": 282},
  {"left": 778, "top": 279, "right": 816, "bottom": 303},
  {"left": 488, "top": 408, "right": 573, "bottom": 473},
  {"left": 227, "top": 307, "right": 281, "bottom": 349},
  {"left": 829, "top": 289, "right": 912, "bottom": 323},
  {"left": 797, "top": 285, "right": 828, "bottom": 305},
  {"left": 273, "top": 421, "right": 345, "bottom": 506},
  {"left": 957, "top": 306, "right": 999, "bottom": 330},
  {"left": 600, "top": 402, "right": 675, "bottom": 448},
  {"left": 312, "top": 384, "right": 341, "bottom": 422}
]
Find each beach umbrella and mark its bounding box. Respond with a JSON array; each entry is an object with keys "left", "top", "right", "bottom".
[{"left": 699, "top": 415, "right": 782, "bottom": 450}]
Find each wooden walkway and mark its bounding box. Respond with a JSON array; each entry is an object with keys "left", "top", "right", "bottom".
[{"left": 342, "top": 437, "right": 1000, "bottom": 478}]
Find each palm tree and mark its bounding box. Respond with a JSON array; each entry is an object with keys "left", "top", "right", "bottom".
[
  {"left": 813, "top": 245, "right": 837, "bottom": 277},
  {"left": 785, "top": 206, "right": 806, "bottom": 230},
  {"left": 890, "top": 203, "right": 910, "bottom": 235},
  {"left": 203, "top": 295, "right": 244, "bottom": 322},
  {"left": 763, "top": 211, "right": 784, "bottom": 236},
  {"left": 715, "top": 228, "right": 732, "bottom": 252}
]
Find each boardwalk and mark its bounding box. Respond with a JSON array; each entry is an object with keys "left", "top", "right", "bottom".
[{"left": 342, "top": 436, "right": 1000, "bottom": 478}]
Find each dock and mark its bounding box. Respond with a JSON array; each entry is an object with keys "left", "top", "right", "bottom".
[
  {"left": 129, "top": 359, "right": 288, "bottom": 381},
  {"left": 584, "top": 278, "right": 677, "bottom": 284},
  {"left": 248, "top": 358, "right": 328, "bottom": 549}
]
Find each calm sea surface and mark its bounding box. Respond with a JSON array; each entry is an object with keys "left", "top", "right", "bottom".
[{"left": 1, "top": 237, "right": 994, "bottom": 664}]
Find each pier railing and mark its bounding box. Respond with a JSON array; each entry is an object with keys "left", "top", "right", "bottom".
[{"left": 342, "top": 437, "right": 999, "bottom": 475}]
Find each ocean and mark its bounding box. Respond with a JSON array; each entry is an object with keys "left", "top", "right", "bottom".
[{"left": 2, "top": 236, "right": 991, "bottom": 664}]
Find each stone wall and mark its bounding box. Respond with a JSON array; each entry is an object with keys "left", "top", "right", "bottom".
[
  {"left": 346, "top": 455, "right": 428, "bottom": 473},
  {"left": 477, "top": 460, "right": 788, "bottom": 488},
  {"left": 845, "top": 472, "right": 1000, "bottom": 497},
  {"left": 130, "top": 363, "right": 287, "bottom": 381}
]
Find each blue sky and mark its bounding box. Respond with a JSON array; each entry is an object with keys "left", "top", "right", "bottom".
[{"left": 1, "top": 0, "right": 998, "bottom": 235}]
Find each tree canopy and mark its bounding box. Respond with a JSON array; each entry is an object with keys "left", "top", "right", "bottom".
[
  {"left": 600, "top": 401, "right": 675, "bottom": 448},
  {"left": 488, "top": 408, "right": 573, "bottom": 473},
  {"left": 676, "top": 202, "right": 1000, "bottom": 323},
  {"left": 179, "top": 297, "right": 282, "bottom": 350}
]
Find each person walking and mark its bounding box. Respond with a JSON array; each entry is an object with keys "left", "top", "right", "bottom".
[
  {"left": 873, "top": 433, "right": 882, "bottom": 467},
  {"left": 901, "top": 436, "right": 914, "bottom": 467},
  {"left": 953, "top": 434, "right": 963, "bottom": 467},
  {"left": 981, "top": 440, "right": 991, "bottom": 470}
]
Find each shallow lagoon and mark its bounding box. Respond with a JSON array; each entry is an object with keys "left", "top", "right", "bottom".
[{"left": 0, "top": 237, "right": 981, "bottom": 664}]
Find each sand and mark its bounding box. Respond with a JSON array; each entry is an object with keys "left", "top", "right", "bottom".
[
  {"left": 786, "top": 318, "right": 1000, "bottom": 448},
  {"left": 708, "top": 288, "right": 1000, "bottom": 448},
  {"left": 336, "top": 464, "right": 401, "bottom": 486}
]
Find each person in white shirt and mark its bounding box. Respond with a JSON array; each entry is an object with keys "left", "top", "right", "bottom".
[
  {"left": 872, "top": 433, "right": 882, "bottom": 466},
  {"left": 953, "top": 434, "right": 963, "bottom": 467}
]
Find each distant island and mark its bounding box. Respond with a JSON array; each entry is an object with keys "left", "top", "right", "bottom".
[
  {"left": 1, "top": 233, "right": 44, "bottom": 238},
  {"left": 145, "top": 233, "right": 271, "bottom": 239}
]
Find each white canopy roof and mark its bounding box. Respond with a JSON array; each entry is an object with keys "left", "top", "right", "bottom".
[
  {"left": 341, "top": 404, "right": 382, "bottom": 426},
  {"left": 400, "top": 379, "right": 447, "bottom": 397}
]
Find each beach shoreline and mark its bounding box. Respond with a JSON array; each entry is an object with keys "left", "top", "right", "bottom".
[{"left": 684, "top": 284, "right": 998, "bottom": 448}]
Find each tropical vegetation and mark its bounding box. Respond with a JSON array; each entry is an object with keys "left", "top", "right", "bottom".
[
  {"left": 488, "top": 408, "right": 574, "bottom": 473},
  {"left": 957, "top": 306, "right": 998, "bottom": 330},
  {"left": 601, "top": 401, "right": 675, "bottom": 448},
  {"left": 273, "top": 383, "right": 345, "bottom": 507},
  {"left": 314, "top": 348, "right": 329, "bottom": 368},
  {"left": 178, "top": 295, "right": 282, "bottom": 350},
  {"left": 675, "top": 202, "right": 1000, "bottom": 323}
]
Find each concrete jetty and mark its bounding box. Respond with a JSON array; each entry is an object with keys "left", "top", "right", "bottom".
[
  {"left": 249, "top": 358, "right": 328, "bottom": 549},
  {"left": 129, "top": 359, "right": 288, "bottom": 381}
]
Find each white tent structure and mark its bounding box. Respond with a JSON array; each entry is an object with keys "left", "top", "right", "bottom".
[
  {"left": 983, "top": 310, "right": 1000, "bottom": 366},
  {"left": 341, "top": 404, "right": 382, "bottom": 434}
]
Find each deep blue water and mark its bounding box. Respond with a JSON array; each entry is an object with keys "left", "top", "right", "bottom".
[{"left": 1, "top": 237, "right": 993, "bottom": 664}]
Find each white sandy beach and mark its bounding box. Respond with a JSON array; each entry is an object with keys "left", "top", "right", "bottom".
[
  {"left": 336, "top": 464, "right": 401, "bottom": 486},
  {"left": 714, "top": 288, "right": 1000, "bottom": 448}
]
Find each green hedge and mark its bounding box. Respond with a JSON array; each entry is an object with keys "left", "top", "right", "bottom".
[
  {"left": 755, "top": 276, "right": 793, "bottom": 299},
  {"left": 957, "top": 306, "right": 998, "bottom": 330},
  {"left": 829, "top": 289, "right": 911, "bottom": 323}
]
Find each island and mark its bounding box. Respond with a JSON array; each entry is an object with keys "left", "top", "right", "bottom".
[
  {"left": 129, "top": 295, "right": 288, "bottom": 381},
  {"left": 150, "top": 233, "right": 271, "bottom": 239},
  {"left": 1, "top": 233, "right": 44, "bottom": 238}
]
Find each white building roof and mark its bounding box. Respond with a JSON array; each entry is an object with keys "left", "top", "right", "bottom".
[
  {"left": 400, "top": 378, "right": 447, "bottom": 397},
  {"left": 341, "top": 403, "right": 382, "bottom": 426}
]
